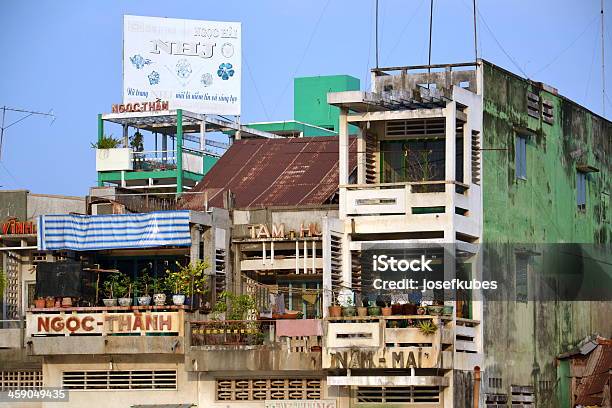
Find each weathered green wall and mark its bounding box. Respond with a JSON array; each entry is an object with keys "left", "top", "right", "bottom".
[
  {"left": 294, "top": 75, "right": 360, "bottom": 132},
  {"left": 480, "top": 61, "right": 611, "bottom": 407}
]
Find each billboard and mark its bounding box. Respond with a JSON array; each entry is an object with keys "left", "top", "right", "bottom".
[{"left": 123, "top": 15, "right": 241, "bottom": 115}]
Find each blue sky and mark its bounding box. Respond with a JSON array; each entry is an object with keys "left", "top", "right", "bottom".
[{"left": 0, "top": 0, "right": 609, "bottom": 196}]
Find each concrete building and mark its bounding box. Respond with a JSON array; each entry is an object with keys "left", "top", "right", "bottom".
[{"left": 0, "top": 60, "right": 609, "bottom": 408}]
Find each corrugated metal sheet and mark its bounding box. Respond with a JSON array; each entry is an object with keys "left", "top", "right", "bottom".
[{"left": 179, "top": 137, "right": 356, "bottom": 210}]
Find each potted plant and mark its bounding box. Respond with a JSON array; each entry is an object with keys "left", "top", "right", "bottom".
[
  {"left": 356, "top": 293, "right": 368, "bottom": 317},
  {"left": 102, "top": 274, "right": 121, "bottom": 307},
  {"left": 417, "top": 319, "right": 438, "bottom": 336},
  {"left": 91, "top": 134, "right": 122, "bottom": 149},
  {"left": 368, "top": 299, "right": 381, "bottom": 316},
  {"left": 181, "top": 260, "right": 210, "bottom": 309},
  {"left": 341, "top": 297, "right": 356, "bottom": 317},
  {"left": 135, "top": 274, "right": 152, "bottom": 306},
  {"left": 151, "top": 277, "right": 166, "bottom": 306},
  {"left": 328, "top": 292, "right": 342, "bottom": 318},
  {"left": 115, "top": 275, "right": 132, "bottom": 307},
  {"left": 165, "top": 268, "right": 187, "bottom": 306},
  {"left": 381, "top": 298, "right": 393, "bottom": 316},
  {"left": 442, "top": 305, "right": 454, "bottom": 316}
]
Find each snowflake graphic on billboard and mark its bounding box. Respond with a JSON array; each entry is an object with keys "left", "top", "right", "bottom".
[
  {"left": 217, "top": 63, "right": 235, "bottom": 80},
  {"left": 201, "top": 73, "right": 213, "bottom": 87},
  {"left": 148, "top": 71, "right": 160, "bottom": 85},
  {"left": 130, "top": 54, "right": 152, "bottom": 69},
  {"left": 176, "top": 59, "right": 192, "bottom": 79}
]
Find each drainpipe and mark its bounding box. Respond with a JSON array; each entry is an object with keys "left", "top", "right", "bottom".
[{"left": 473, "top": 366, "right": 481, "bottom": 408}]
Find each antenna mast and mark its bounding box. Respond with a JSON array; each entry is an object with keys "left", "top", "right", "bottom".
[
  {"left": 375, "top": 0, "right": 379, "bottom": 68},
  {"left": 473, "top": 0, "right": 478, "bottom": 61},
  {"left": 601, "top": 0, "right": 606, "bottom": 116},
  {"left": 0, "top": 106, "right": 55, "bottom": 161}
]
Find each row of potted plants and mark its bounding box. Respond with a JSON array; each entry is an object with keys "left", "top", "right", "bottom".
[
  {"left": 100, "top": 260, "right": 209, "bottom": 307},
  {"left": 328, "top": 292, "right": 454, "bottom": 318}
]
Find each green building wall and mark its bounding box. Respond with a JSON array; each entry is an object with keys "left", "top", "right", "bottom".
[
  {"left": 294, "top": 75, "right": 360, "bottom": 132},
  {"left": 480, "top": 61, "right": 611, "bottom": 408}
]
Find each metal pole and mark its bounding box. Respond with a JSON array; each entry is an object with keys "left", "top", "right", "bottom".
[
  {"left": 375, "top": 0, "right": 379, "bottom": 68},
  {"left": 473, "top": 0, "right": 478, "bottom": 61},
  {"left": 428, "top": 0, "right": 434, "bottom": 88},
  {"left": 602, "top": 0, "right": 606, "bottom": 116},
  {"left": 0, "top": 106, "right": 6, "bottom": 161},
  {"left": 176, "top": 109, "right": 184, "bottom": 196}
]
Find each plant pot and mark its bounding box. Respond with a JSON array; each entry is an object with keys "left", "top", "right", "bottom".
[
  {"left": 118, "top": 297, "right": 132, "bottom": 307},
  {"left": 391, "top": 304, "right": 403, "bottom": 315},
  {"left": 61, "top": 297, "right": 72, "bottom": 307},
  {"left": 342, "top": 306, "right": 356, "bottom": 317},
  {"left": 381, "top": 307, "right": 393, "bottom": 316},
  {"left": 427, "top": 305, "right": 444, "bottom": 316},
  {"left": 103, "top": 298, "right": 117, "bottom": 307},
  {"left": 153, "top": 293, "right": 166, "bottom": 306},
  {"left": 442, "top": 305, "right": 454, "bottom": 316},
  {"left": 328, "top": 305, "right": 342, "bottom": 318},
  {"left": 172, "top": 294, "right": 186, "bottom": 306},
  {"left": 357, "top": 306, "right": 368, "bottom": 317},
  {"left": 310, "top": 345, "right": 322, "bottom": 352},
  {"left": 45, "top": 297, "right": 55, "bottom": 308},
  {"left": 403, "top": 303, "right": 417, "bottom": 315},
  {"left": 417, "top": 306, "right": 427, "bottom": 315},
  {"left": 34, "top": 298, "right": 45, "bottom": 308},
  {"left": 368, "top": 306, "right": 381, "bottom": 316},
  {"left": 137, "top": 296, "right": 151, "bottom": 306}
]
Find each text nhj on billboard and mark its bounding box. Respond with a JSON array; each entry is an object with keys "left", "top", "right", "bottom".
[{"left": 123, "top": 15, "right": 241, "bottom": 116}]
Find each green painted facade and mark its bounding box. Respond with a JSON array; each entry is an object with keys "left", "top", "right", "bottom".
[
  {"left": 294, "top": 75, "right": 360, "bottom": 132},
  {"left": 480, "top": 61, "right": 611, "bottom": 408}
]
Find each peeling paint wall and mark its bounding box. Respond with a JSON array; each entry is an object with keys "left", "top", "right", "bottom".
[{"left": 480, "top": 61, "right": 611, "bottom": 408}]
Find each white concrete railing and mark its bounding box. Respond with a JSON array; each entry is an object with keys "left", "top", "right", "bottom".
[
  {"left": 342, "top": 181, "right": 469, "bottom": 216},
  {"left": 323, "top": 316, "right": 457, "bottom": 370},
  {"left": 0, "top": 319, "right": 24, "bottom": 348},
  {"left": 96, "top": 149, "right": 204, "bottom": 174}
]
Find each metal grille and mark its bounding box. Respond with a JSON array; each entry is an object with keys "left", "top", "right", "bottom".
[
  {"left": 386, "top": 119, "right": 445, "bottom": 139},
  {"left": 356, "top": 386, "right": 440, "bottom": 403},
  {"left": 215, "top": 249, "right": 227, "bottom": 293},
  {"left": 4, "top": 251, "right": 19, "bottom": 319},
  {"left": 0, "top": 371, "right": 42, "bottom": 390},
  {"left": 472, "top": 130, "right": 481, "bottom": 185},
  {"left": 510, "top": 385, "right": 534, "bottom": 407},
  {"left": 330, "top": 234, "right": 343, "bottom": 294},
  {"left": 62, "top": 370, "right": 176, "bottom": 390},
  {"left": 365, "top": 132, "right": 377, "bottom": 183},
  {"left": 216, "top": 378, "right": 322, "bottom": 401}
]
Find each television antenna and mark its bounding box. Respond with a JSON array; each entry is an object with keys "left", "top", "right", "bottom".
[{"left": 0, "top": 106, "right": 56, "bottom": 161}]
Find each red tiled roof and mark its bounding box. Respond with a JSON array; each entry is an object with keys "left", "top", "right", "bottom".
[{"left": 179, "top": 137, "right": 356, "bottom": 210}]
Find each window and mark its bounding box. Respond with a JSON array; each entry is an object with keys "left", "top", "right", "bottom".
[
  {"left": 515, "top": 134, "right": 527, "bottom": 179},
  {"left": 1, "top": 371, "right": 42, "bottom": 390},
  {"left": 62, "top": 370, "right": 176, "bottom": 390},
  {"left": 216, "top": 378, "right": 322, "bottom": 401},
  {"left": 577, "top": 171, "right": 587, "bottom": 210},
  {"left": 515, "top": 254, "right": 529, "bottom": 302},
  {"left": 356, "top": 386, "right": 440, "bottom": 403}
]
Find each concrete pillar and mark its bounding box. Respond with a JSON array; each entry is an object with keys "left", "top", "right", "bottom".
[
  {"left": 339, "top": 108, "right": 349, "bottom": 219},
  {"left": 444, "top": 101, "right": 457, "bottom": 242},
  {"left": 357, "top": 127, "right": 367, "bottom": 184}
]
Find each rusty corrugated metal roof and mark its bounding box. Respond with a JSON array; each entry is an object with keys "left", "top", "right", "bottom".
[{"left": 179, "top": 137, "right": 356, "bottom": 210}]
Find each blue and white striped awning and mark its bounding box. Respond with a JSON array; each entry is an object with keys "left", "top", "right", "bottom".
[{"left": 38, "top": 211, "right": 191, "bottom": 251}]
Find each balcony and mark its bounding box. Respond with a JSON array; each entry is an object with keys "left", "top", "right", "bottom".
[
  {"left": 341, "top": 181, "right": 480, "bottom": 239},
  {"left": 187, "top": 319, "right": 323, "bottom": 372},
  {"left": 96, "top": 149, "right": 205, "bottom": 174},
  {"left": 323, "top": 315, "right": 454, "bottom": 371},
  {"left": 25, "top": 306, "right": 187, "bottom": 356}
]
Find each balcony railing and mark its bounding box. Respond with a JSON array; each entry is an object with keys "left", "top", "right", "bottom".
[
  {"left": 190, "top": 319, "right": 323, "bottom": 352},
  {"left": 342, "top": 181, "right": 469, "bottom": 216},
  {"left": 323, "top": 315, "right": 465, "bottom": 370},
  {"left": 26, "top": 306, "right": 187, "bottom": 337},
  {"left": 96, "top": 148, "right": 205, "bottom": 174}
]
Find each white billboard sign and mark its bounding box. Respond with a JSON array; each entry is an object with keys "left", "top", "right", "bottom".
[{"left": 123, "top": 15, "right": 241, "bottom": 115}]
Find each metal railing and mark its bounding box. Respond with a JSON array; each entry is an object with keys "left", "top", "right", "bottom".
[{"left": 190, "top": 320, "right": 269, "bottom": 346}]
